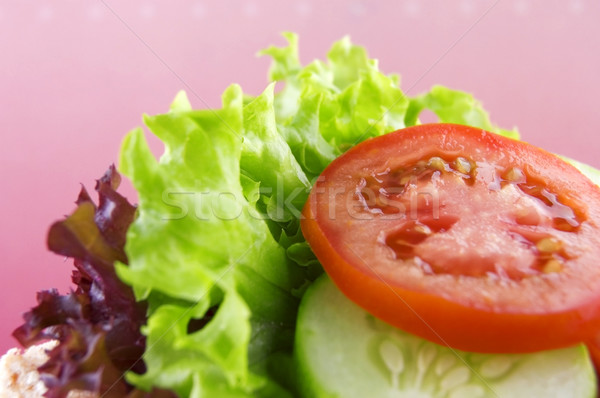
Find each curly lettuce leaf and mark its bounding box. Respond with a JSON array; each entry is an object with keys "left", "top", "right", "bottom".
[
  {"left": 261, "top": 33, "right": 409, "bottom": 178},
  {"left": 117, "top": 33, "right": 516, "bottom": 396},
  {"left": 560, "top": 155, "right": 600, "bottom": 187},
  {"left": 117, "top": 85, "right": 307, "bottom": 397},
  {"left": 13, "top": 166, "right": 176, "bottom": 398},
  {"left": 405, "top": 85, "right": 520, "bottom": 139}
]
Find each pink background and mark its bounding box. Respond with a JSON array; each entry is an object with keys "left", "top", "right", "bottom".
[{"left": 1, "top": 1, "right": 599, "bottom": 353}]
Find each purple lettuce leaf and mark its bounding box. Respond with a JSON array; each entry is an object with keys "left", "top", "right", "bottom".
[{"left": 13, "top": 166, "right": 177, "bottom": 398}]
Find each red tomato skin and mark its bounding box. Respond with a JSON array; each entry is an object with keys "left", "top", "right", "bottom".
[
  {"left": 587, "top": 339, "right": 600, "bottom": 371},
  {"left": 301, "top": 123, "right": 600, "bottom": 353}
]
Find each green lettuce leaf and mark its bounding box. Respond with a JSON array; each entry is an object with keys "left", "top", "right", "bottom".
[
  {"left": 261, "top": 32, "right": 409, "bottom": 178},
  {"left": 117, "top": 85, "right": 307, "bottom": 397},
  {"left": 406, "top": 85, "right": 520, "bottom": 139},
  {"left": 560, "top": 155, "right": 600, "bottom": 187},
  {"left": 117, "top": 33, "right": 517, "bottom": 396}
]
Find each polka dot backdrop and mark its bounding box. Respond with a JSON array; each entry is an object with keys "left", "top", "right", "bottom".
[{"left": 1, "top": 0, "right": 599, "bottom": 353}]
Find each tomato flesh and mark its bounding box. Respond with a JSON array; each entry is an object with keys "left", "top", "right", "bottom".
[{"left": 301, "top": 123, "right": 600, "bottom": 353}]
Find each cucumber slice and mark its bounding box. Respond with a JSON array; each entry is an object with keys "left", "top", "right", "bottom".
[{"left": 295, "top": 275, "right": 597, "bottom": 398}]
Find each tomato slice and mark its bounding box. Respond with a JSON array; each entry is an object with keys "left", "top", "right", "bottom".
[
  {"left": 301, "top": 123, "right": 600, "bottom": 353},
  {"left": 586, "top": 337, "right": 600, "bottom": 375}
]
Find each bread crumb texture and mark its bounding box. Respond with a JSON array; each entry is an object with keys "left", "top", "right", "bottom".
[{"left": 0, "top": 342, "right": 97, "bottom": 398}]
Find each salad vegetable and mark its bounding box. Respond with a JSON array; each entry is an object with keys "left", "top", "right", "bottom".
[
  {"left": 114, "top": 33, "right": 522, "bottom": 396},
  {"left": 301, "top": 123, "right": 600, "bottom": 353},
  {"left": 14, "top": 167, "right": 176, "bottom": 397},
  {"left": 296, "top": 275, "right": 596, "bottom": 398},
  {"left": 10, "top": 33, "right": 600, "bottom": 397}
]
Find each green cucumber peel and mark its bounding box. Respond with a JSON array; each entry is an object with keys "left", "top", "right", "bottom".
[{"left": 295, "top": 275, "right": 597, "bottom": 398}]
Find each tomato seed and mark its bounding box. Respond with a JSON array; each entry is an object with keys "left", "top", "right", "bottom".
[
  {"left": 542, "top": 259, "right": 563, "bottom": 273},
  {"left": 413, "top": 224, "right": 432, "bottom": 235},
  {"left": 514, "top": 207, "right": 542, "bottom": 226},
  {"left": 428, "top": 157, "right": 447, "bottom": 172},
  {"left": 453, "top": 157, "right": 472, "bottom": 174},
  {"left": 536, "top": 237, "right": 563, "bottom": 254},
  {"left": 503, "top": 167, "right": 526, "bottom": 183},
  {"left": 400, "top": 175, "right": 413, "bottom": 186}
]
